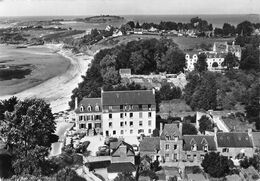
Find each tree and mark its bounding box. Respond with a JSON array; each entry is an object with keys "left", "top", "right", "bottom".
[
  {"left": 159, "top": 83, "right": 182, "bottom": 101},
  {"left": 126, "top": 21, "right": 135, "bottom": 29},
  {"left": 152, "top": 129, "right": 160, "bottom": 137},
  {"left": 222, "top": 23, "right": 235, "bottom": 36},
  {"left": 194, "top": 53, "right": 207, "bottom": 73},
  {"left": 0, "top": 96, "right": 18, "bottom": 120},
  {"left": 236, "top": 21, "right": 254, "bottom": 36},
  {"left": 0, "top": 98, "right": 56, "bottom": 176},
  {"left": 114, "top": 172, "right": 135, "bottom": 181},
  {"left": 160, "top": 48, "right": 186, "bottom": 74},
  {"left": 199, "top": 115, "right": 213, "bottom": 134},
  {"left": 182, "top": 123, "right": 198, "bottom": 135},
  {"left": 189, "top": 72, "right": 218, "bottom": 111},
  {"left": 222, "top": 52, "right": 239, "bottom": 70},
  {"left": 56, "top": 167, "right": 86, "bottom": 181},
  {"left": 202, "top": 152, "right": 231, "bottom": 178}
]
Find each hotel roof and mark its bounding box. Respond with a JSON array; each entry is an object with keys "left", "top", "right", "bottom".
[
  {"left": 75, "top": 97, "right": 102, "bottom": 113},
  {"left": 102, "top": 90, "right": 155, "bottom": 106}
]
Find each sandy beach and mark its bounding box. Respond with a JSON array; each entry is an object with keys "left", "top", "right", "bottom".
[{"left": 0, "top": 44, "right": 93, "bottom": 113}]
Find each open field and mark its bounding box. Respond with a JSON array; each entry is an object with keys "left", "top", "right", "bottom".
[{"left": 92, "top": 34, "right": 235, "bottom": 52}]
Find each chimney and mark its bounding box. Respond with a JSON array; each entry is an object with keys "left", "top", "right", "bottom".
[
  {"left": 75, "top": 97, "right": 78, "bottom": 110},
  {"left": 248, "top": 128, "right": 252, "bottom": 137},
  {"left": 152, "top": 88, "right": 155, "bottom": 95},
  {"left": 213, "top": 127, "right": 218, "bottom": 146},
  {"left": 160, "top": 123, "right": 163, "bottom": 135},
  {"left": 179, "top": 122, "right": 183, "bottom": 136}
]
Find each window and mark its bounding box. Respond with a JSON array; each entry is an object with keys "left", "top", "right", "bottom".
[
  {"left": 139, "top": 112, "right": 143, "bottom": 118},
  {"left": 165, "top": 144, "right": 169, "bottom": 150},
  {"left": 80, "top": 124, "right": 86, "bottom": 129},
  {"left": 120, "top": 113, "right": 124, "bottom": 119},
  {"left": 86, "top": 115, "right": 90, "bottom": 121},
  {"left": 222, "top": 148, "right": 229, "bottom": 152},
  {"left": 109, "top": 106, "right": 112, "bottom": 111},
  {"left": 120, "top": 122, "right": 124, "bottom": 127},
  {"left": 113, "top": 130, "right": 116, "bottom": 135},
  {"left": 148, "top": 120, "right": 151, "bottom": 126},
  {"left": 95, "top": 105, "right": 99, "bottom": 111},
  {"left": 203, "top": 144, "right": 208, "bottom": 152},
  {"left": 80, "top": 106, "right": 84, "bottom": 112},
  {"left": 125, "top": 121, "right": 127, "bottom": 125},
  {"left": 120, "top": 105, "right": 123, "bottom": 111},
  {"left": 165, "top": 153, "right": 169, "bottom": 158},
  {"left": 130, "top": 130, "right": 133, "bottom": 134},
  {"left": 148, "top": 104, "right": 151, "bottom": 110},
  {"left": 139, "top": 121, "right": 143, "bottom": 126},
  {"left": 174, "top": 145, "right": 177, "bottom": 150},
  {"left": 121, "top": 130, "right": 124, "bottom": 135},
  {"left": 201, "top": 154, "right": 205, "bottom": 160},
  {"left": 138, "top": 105, "right": 142, "bottom": 110},
  {"left": 191, "top": 144, "right": 197, "bottom": 151},
  {"left": 87, "top": 105, "right": 92, "bottom": 111},
  {"left": 109, "top": 122, "right": 112, "bottom": 128},
  {"left": 130, "top": 121, "right": 133, "bottom": 127},
  {"left": 130, "top": 113, "right": 133, "bottom": 118},
  {"left": 138, "top": 129, "right": 144, "bottom": 134},
  {"left": 109, "top": 114, "right": 112, "bottom": 119},
  {"left": 148, "top": 112, "right": 152, "bottom": 117},
  {"left": 79, "top": 116, "right": 84, "bottom": 121},
  {"left": 187, "top": 155, "right": 191, "bottom": 159},
  {"left": 148, "top": 129, "right": 151, "bottom": 134}
]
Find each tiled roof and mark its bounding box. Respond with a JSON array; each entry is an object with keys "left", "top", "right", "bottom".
[
  {"left": 252, "top": 132, "right": 260, "bottom": 148},
  {"left": 217, "top": 132, "right": 253, "bottom": 148},
  {"left": 160, "top": 124, "right": 181, "bottom": 140},
  {"left": 111, "top": 141, "right": 135, "bottom": 157},
  {"left": 102, "top": 90, "right": 155, "bottom": 106},
  {"left": 75, "top": 98, "right": 101, "bottom": 113},
  {"left": 139, "top": 137, "right": 160, "bottom": 152},
  {"left": 107, "top": 162, "right": 136, "bottom": 173},
  {"left": 183, "top": 135, "right": 216, "bottom": 151}
]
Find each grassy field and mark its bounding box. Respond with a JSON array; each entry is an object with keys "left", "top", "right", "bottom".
[{"left": 91, "top": 34, "right": 235, "bottom": 52}]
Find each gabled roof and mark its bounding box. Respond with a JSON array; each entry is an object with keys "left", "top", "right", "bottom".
[
  {"left": 139, "top": 137, "right": 160, "bottom": 152},
  {"left": 111, "top": 141, "right": 135, "bottom": 157},
  {"left": 217, "top": 132, "right": 253, "bottom": 148},
  {"left": 75, "top": 98, "right": 101, "bottom": 113},
  {"left": 252, "top": 132, "right": 260, "bottom": 148},
  {"left": 183, "top": 135, "right": 217, "bottom": 151},
  {"left": 107, "top": 162, "right": 136, "bottom": 173},
  {"left": 160, "top": 124, "right": 181, "bottom": 140},
  {"left": 102, "top": 90, "right": 155, "bottom": 106}
]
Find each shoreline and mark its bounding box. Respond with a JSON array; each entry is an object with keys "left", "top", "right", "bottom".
[{"left": 0, "top": 43, "right": 93, "bottom": 113}]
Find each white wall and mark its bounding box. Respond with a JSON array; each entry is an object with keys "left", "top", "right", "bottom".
[{"left": 102, "top": 111, "right": 156, "bottom": 137}]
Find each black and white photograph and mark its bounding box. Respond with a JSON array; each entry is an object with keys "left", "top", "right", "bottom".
[{"left": 0, "top": 0, "right": 259, "bottom": 180}]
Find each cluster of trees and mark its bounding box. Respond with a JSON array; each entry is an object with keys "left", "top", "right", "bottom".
[
  {"left": 240, "top": 152, "right": 260, "bottom": 172},
  {"left": 126, "top": 17, "right": 213, "bottom": 32},
  {"left": 198, "top": 115, "right": 214, "bottom": 134},
  {"left": 201, "top": 152, "right": 235, "bottom": 178},
  {"left": 214, "top": 21, "right": 260, "bottom": 37},
  {"left": 0, "top": 97, "right": 86, "bottom": 180},
  {"left": 69, "top": 38, "right": 186, "bottom": 109}
]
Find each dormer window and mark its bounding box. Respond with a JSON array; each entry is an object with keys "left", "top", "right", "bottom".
[
  {"left": 95, "top": 105, "right": 99, "bottom": 111},
  {"left": 87, "top": 105, "right": 92, "bottom": 111},
  {"left": 203, "top": 144, "right": 208, "bottom": 152},
  {"left": 191, "top": 144, "right": 197, "bottom": 151},
  {"left": 80, "top": 106, "right": 84, "bottom": 112}
]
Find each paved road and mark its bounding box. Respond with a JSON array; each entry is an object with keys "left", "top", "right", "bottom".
[{"left": 50, "top": 121, "right": 74, "bottom": 157}]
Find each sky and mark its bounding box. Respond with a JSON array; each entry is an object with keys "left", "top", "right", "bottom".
[{"left": 0, "top": 0, "right": 259, "bottom": 17}]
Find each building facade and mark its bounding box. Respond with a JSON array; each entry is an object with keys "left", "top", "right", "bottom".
[
  {"left": 182, "top": 135, "right": 217, "bottom": 162},
  {"left": 160, "top": 123, "right": 183, "bottom": 162},
  {"left": 217, "top": 132, "right": 254, "bottom": 159},
  {"left": 75, "top": 98, "right": 102, "bottom": 135},
  {"left": 102, "top": 89, "right": 156, "bottom": 137}
]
